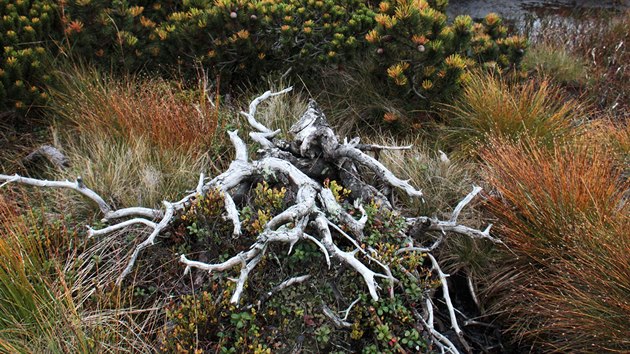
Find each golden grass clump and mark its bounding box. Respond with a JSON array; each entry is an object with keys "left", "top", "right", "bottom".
[
  {"left": 59, "top": 131, "right": 213, "bottom": 209},
  {"left": 0, "top": 193, "right": 89, "bottom": 352},
  {"left": 577, "top": 118, "right": 629, "bottom": 166},
  {"left": 480, "top": 137, "right": 630, "bottom": 352},
  {"left": 443, "top": 72, "right": 580, "bottom": 156}
]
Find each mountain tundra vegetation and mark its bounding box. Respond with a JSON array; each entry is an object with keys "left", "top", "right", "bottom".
[{"left": 0, "top": 1, "right": 628, "bottom": 353}]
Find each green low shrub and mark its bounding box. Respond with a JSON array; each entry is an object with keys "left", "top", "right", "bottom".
[
  {"left": 158, "top": 179, "right": 442, "bottom": 353},
  {"left": 60, "top": 0, "right": 526, "bottom": 120},
  {"left": 0, "top": 0, "right": 59, "bottom": 114}
]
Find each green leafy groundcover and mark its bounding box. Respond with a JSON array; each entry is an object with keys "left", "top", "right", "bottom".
[
  {"left": 156, "top": 182, "right": 438, "bottom": 353},
  {"left": 1, "top": 0, "right": 525, "bottom": 114}
]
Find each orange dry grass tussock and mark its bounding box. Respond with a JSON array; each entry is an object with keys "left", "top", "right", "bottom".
[
  {"left": 484, "top": 141, "right": 624, "bottom": 233},
  {"left": 480, "top": 137, "right": 630, "bottom": 352},
  {"left": 577, "top": 118, "right": 629, "bottom": 165},
  {"left": 54, "top": 70, "right": 220, "bottom": 155}
]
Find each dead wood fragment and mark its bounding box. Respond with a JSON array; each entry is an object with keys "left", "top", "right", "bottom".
[{"left": 0, "top": 88, "right": 501, "bottom": 354}]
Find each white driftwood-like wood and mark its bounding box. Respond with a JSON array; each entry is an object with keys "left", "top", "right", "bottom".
[
  {"left": 0, "top": 88, "right": 501, "bottom": 353},
  {"left": 23, "top": 145, "right": 69, "bottom": 170}
]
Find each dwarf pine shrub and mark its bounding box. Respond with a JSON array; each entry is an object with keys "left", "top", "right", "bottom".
[
  {"left": 0, "top": 0, "right": 58, "bottom": 114},
  {"left": 0, "top": 1, "right": 527, "bottom": 127},
  {"left": 1, "top": 1, "right": 527, "bottom": 124},
  {"left": 61, "top": 0, "right": 376, "bottom": 81},
  {"left": 60, "top": 0, "right": 526, "bottom": 115},
  {"left": 367, "top": 2, "right": 526, "bottom": 111}
]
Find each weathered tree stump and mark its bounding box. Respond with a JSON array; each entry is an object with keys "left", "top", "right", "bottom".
[{"left": 0, "top": 88, "right": 500, "bottom": 353}]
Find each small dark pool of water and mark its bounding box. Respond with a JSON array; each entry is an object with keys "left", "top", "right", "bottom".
[
  {"left": 447, "top": 0, "right": 629, "bottom": 40},
  {"left": 447, "top": 0, "right": 628, "bottom": 20}
]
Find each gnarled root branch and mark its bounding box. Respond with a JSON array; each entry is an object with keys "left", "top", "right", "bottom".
[{"left": 0, "top": 88, "right": 498, "bottom": 353}]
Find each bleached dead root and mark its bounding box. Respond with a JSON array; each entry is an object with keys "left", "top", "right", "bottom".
[{"left": 0, "top": 88, "right": 501, "bottom": 353}]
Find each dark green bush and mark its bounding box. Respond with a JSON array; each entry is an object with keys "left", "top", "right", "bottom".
[
  {"left": 0, "top": 1, "right": 526, "bottom": 123},
  {"left": 62, "top": 0, "right": 526, "bottom": 113},
  {"left": 62, "top": 0, "right": 376, "bottom": 81},
  {"left": 0, "top": 0, "right": 59, "bottom": 114},
  {"left": 366, "top": 4, "right": 527, "bottom": 114}
]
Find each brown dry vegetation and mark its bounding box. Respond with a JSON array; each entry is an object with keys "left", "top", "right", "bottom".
[
  {"left": 525, "top": 10, "right": 630, "bottom": 118},
  {"left": 480, "top": 136, "right": 629, "bottom": 353},
  {"left": 0, "top": 191, "right": 163, "bottom": 352},
  {"left": 49, "top": 69, "right": 233, "bottom": 209},
  {"left": 0, "top": 192, "right": 94, "bottom": 352}
]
